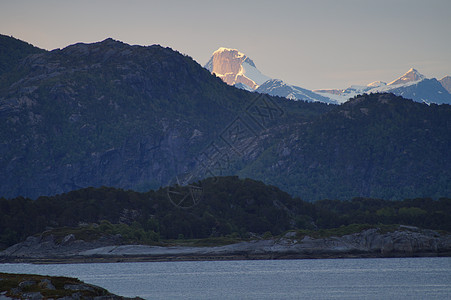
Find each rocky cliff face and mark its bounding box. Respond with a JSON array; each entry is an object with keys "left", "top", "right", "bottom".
[
  {"left": 204, "top": 47, "right": 332, "bottom": 103},
  {"left": 204, "top": 47, "right": 269, "bottom": 90}
]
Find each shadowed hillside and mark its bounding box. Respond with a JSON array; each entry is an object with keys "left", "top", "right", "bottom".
[{"left": 0, "top": 36, "right": 450, "bottom": 201}]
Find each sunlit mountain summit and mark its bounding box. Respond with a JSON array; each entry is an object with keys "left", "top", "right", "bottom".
[
  {"left": 387, "top": 68, "right": 425, "bottom": 86},
  {"left": 204, "top": 47, "right": 336, "bottom": 103},
  {"left": 204, "top": 47, "right": 270, "bottom": 90},
  {"left": 205, "top": 48, "right": 451, "bottom": 105}
]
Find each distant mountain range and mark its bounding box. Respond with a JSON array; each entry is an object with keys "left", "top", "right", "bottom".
[
  {"left": 204, "top": 47, "right": 335, "bottom": 104},
  {"left": 0, "top": 35, "right": 450, "bottom": 201},
  {"left": 314, "top": 68, "right": 451, "bottom": 105},
  {"left": 205, "top": 48, "right": 451, "bottom": 105}
]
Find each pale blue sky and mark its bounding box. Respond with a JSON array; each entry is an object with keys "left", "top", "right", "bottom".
[{"left": 1, "top": 0, "right": 450, "bottom": 89}]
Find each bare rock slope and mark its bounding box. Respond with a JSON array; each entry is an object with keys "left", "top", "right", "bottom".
[{"left": 2, "top": 227, "right": 449, "bottom": 262}]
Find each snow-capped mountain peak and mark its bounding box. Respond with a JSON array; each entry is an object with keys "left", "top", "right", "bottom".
[
  {"left": 315, "top": 68, "right": 450, "bottom": 105},
  {"left": 388, "top": 68, "right": 425, "bottom": 86},
  {"left": 204, "top": 47, "right": 334, "bottom": 103},
  {"left": 257, "top": 79, "right": 337, "bottom": 104},
  {"left": 213, "top": 47, "right": 245, "bottom": 58},
  {"left": 204, "top": 47, "right": 269, "bottom": 90}
]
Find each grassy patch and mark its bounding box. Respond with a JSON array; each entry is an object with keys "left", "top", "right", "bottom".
[
  {"left": 41, "top": 226, "right": 103, "bottom": 243},
  {"left": 163, "top": 236, "right": 244, "bottom": 247},
  {"left": 41, "top": 221, "right": 160, "bottom": 246},
  {"left": 294, "top": 224, "right": 400, "bottom": 239}
]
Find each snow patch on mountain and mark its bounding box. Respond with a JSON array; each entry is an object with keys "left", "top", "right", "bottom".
[
  {"left": 241, "top": 61, "right": 270, "bottom": 86},
  {"left": 257, "top": 79, "right": 338, "bottom": 104},
  {"left": 205, "top": 48, "right": 450, "bottom": 105},
  {"left": 234, "top": 82, "right": 254, "bottom": 92},
  {"left": 315, "top": 69, "right": 451, "bottom": 105}
]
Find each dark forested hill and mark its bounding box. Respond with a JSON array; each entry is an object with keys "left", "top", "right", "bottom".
[
  {"left": 0, "top": 176, "right": 449, "bottom": 249},
  {"left": 240, "top": 93, "right": 451, "bottom": 200},
  {"left": 0, "top": 37, "right": 450, "bottom": 201},
  {"left": 0, "top": 34, "right": 45, "bottom": 76},
  {"left": 0, "top": 37, "right": 330, "bottom": 199}
]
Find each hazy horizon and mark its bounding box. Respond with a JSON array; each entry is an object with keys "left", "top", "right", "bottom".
[{"left": 1, "top": 0, "right": 450, "bottom": 90}]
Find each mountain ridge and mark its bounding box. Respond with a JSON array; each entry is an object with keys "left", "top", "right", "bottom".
[
  {"left": 0, "top": 36, "right": 450, "bottom": 201},
  {"left": 239, "top": 93, "right": 451, "bottom": 200},
  {"left": 315, "top": 69, "right": 451, "bottom": 104},
  {"left": 204, "top": 47, "right": 332, "bottom": 103},
  {"left": 387, "top": 68, "right": 425, "bottom": 86},
  {"left": 205, "top": 47, "right": 450, "bottom": 105},
  {"left": 256, "top": 79, "right": 335, "bottom": 103},
  {"left": 0, "top": 34, "right": 46, "bottom": 77},
  {"left": 0, "top": 36, "right": 331, "bottom": 199}
]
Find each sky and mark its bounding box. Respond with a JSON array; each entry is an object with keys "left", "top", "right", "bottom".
[{"left": 1, "top": 0, "right": 450, "bottom": 90}]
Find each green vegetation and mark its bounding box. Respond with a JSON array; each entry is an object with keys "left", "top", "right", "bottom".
[
  {"left": 293, "top": 224, "right": 400, "bottom": 240},
  {"left": 241, "top": 93, "right": 451, "bottom": 201},
  {"left": 40, "top": 221, "right": 160, "bottom": 245},
  {"left": 0, "top": 177, "right": 449, "bottom": 249},
  {"left": 163, "top": 236, "right": 243, "bottom": 247}
]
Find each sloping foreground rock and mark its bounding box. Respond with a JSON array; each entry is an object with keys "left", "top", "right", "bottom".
[
  {"left": 0, "top": 272, "right": 142, "bottom": 299},
  {"left": 0, "top": 233, "right": 123, "bottom": 259},
  {"left": 1, "top": 228, "right": 450, "bottom": 262},
  {"left": 77, "top": 228, "right": 451, "bottom": 260}
]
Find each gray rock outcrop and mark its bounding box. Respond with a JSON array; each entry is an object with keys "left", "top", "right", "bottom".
[
  {"left": 0, "top": 273, "right": 141, "bottom": 299},
  {"left": 0, "top": 233, "right": 123, "bottom": 259},
  {"left": 1, "top": 227, "right": 449, "bottom": 262}
]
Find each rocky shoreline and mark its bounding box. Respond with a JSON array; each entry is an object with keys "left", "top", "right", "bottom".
[
  {"left": 0, "top": 272, "right": 142, "bottom": 299},
  {"left": 1, "top": 227, "right": 450, "bottom": 264}
]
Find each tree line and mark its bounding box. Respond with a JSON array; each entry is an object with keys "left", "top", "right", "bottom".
[{"left": 0, "top": 176, "right": 449, "bottom": 249}]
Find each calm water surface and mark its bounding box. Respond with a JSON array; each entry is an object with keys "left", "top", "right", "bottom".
[{"left": 1, "top": 257, "right": 450, "bottom": 299}]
